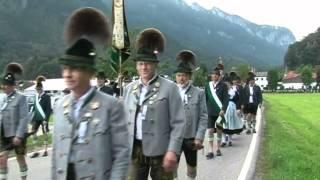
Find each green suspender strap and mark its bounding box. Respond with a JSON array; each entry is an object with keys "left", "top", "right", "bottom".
[{"left": 205, "top": 82, "right": 226, "bottom": 126}]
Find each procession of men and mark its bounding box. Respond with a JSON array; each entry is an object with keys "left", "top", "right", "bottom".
[{"left": 0, "top": 4, "right": 263, "bottom": 180}]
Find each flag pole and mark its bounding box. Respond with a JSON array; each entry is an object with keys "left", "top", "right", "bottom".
[{"left": 119, "top": 49, "right": 123, "bottom": 96}]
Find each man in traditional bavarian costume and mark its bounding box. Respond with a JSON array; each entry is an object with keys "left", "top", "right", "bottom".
[
  {"left": 243, "top": 73, "right": 262, "bottom": 134},
  {"left": 30, "top": 75, "right": 52, "bottom": 158},
  {"left": 124, "top": 28, "right": 185, "bottom": 180},
  {"left": 205, "top": 67, "right": 229, "bottom": 159},
  {"left": 52, "top": 7, "right": 130, "bottom": 180},
  {"left": 173, "top": 50, "right": 207, "bottom": 180},
  {"left": 0, "top": 63, "right": 29, "bottom": 180}
]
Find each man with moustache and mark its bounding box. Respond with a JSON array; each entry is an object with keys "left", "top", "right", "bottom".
[
  {"left": 124, "top": 28, "right": 185, "bottom": 180},
  {"left": 173, "top": 50, "right": 207, "bottom": 180}
]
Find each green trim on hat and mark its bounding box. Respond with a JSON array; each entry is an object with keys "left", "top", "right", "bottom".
[
  {"left": 132, "top": 53, "right": 159, "bottom": 62},
  {"left": 131, "top": 47, "right": 159, "bottom": 62},
  {"left": 174, "top": 63, "right": 193, "bottom": 74},
  {"left": 174, "top": 67, "right": 192, "bottom": 74},
  {"left": 59, "top": 55, "right": 96, "bottom": 70}
]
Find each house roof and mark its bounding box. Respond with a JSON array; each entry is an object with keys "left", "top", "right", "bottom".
[{"left": 282, "top": 71, "right": 316, "bottom": 83}]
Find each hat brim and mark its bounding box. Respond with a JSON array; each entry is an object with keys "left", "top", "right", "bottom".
[
  {"left": 131, "top": 53, "right": 159, "bottom": 62},
  {"left": 59, "top": 57, "right": 96, "bottom": 71}
]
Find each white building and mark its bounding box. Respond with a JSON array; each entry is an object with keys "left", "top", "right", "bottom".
[{"left": 255, "top": 72, "right": 268, "bottom": 90}]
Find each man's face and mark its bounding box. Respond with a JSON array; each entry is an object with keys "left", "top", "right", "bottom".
[
  {"left": 136, "top": 61, "right": 157, "bottom": 80},
  {"left": 211, "top": 73, "right": 220, "bottom": 82},
  {"left": 97, "top": 78, "right": 105, "bottom": 87},
  {"left": 175, "top": 72, "right": 190, "bottom": 85},
  {"left": 249, "top": 80, "right": 255, "bottom": 86},
  {"left": 1, "top": 84, "right": 14, "bottom": 95},
  {"left": 232, "top": 79, "right": 238, "bottom": 85},
  {"left": 61, "top": 66, "right": 93, "bottom": 91},
  {"left": 36, "top": 87, "right": 43, "bottom": 95}
]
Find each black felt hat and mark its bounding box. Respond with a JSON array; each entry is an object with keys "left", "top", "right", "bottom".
[
  {"left": 35, "top": 75, "right": 46, "bottom": 89},
  {"left": 59, "top": 7, "right": 110, "bottom": 70},
  {"left": 59, "top": 39, "right": 97, "bottom": 70},
  {"left": 132, "top": 28, "right": 165, "bottom": 62},
  {"left": 210, "top": 67, "right": 221, "bottom": 76},
  {"left": 96, "top": 71, "right": 106, "bottom": 79},
  {"left": 2, "top": 63, "right": 23, "bottom": 86},
  {"left": 174, "top": 50, "right": 196, "bottom": 74}
]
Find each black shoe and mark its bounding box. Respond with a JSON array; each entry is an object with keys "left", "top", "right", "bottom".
[
  {"left": 30, "top": 152, "right": 40, "bottom": 158},
  {"left": 246, "top": 129, "right": 251, "bottom": 135},
  {"left": 253, "top": 129, "right": 257, "bottom": 133},
  {"left": 228, "top": 141, "right": 232, "bottom": 146},
  {"left": 206, "top": 152, "right": 214, "bottom": 159},
  {"left": 221, "top": 142, "right": 227, "bottom": 147},
  {"left": 42, "top": 151, "right": 48, "bottom": 157},
  {"left": 216, "top": 149, "right": 222, "bottom": 156}
]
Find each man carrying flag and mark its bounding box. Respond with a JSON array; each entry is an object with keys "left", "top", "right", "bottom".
[{"left": 205, "top": 67, "right": 229, "bottom": 159}]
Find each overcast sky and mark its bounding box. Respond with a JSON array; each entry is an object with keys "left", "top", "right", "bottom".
[{"left": 185, "top": 0, "right": 320, "bottom": 40}]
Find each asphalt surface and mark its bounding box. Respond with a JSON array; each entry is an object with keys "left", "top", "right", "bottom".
[{"left": 8, "top": 110, "right": 262, "bottom": 180}]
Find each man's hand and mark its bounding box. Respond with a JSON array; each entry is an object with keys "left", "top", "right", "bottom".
[
  {"left": 12, "top": 137, "right": 22, "bottom": 146},
  {"left": 236, "top": 110, "right": 241, "bottom": 116},
  {"left": 194, "top": 139, "right": 204, "bottom": 150},
  {"left": 162, "top": 151, "right": 177, "bottom": 172},
  {"left": 219, "top": 110, "right": 225, "bottom": 116}
]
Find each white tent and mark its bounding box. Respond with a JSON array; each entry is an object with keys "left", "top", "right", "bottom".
[{"left": 24, "top": 78, "right": 98, "bottom": 92}]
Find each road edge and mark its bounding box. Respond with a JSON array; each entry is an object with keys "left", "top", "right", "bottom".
[{"left": 237, "top": 106, "right": 264, "bottom": 180}]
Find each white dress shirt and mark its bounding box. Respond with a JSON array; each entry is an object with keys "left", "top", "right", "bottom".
[
  {"left": 136, "top": 75, "right": 157, "bottom": 140},
  {"left": 249, "top": 86, "right": 254, "bottom": 103},
  {"left": 178, "top": 83, "right": 190, "bottom": 104},
  {"left": 72, "top": 87, "right": 95, "bottom": 120}
]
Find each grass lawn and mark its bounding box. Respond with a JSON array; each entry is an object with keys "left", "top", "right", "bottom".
[{"left": 257, "top": 93, "right": 320, "bottom": 180}]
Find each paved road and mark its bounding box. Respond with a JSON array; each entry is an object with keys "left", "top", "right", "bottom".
[
  {"left": 8, "top": 110, "right": 262, "bottom": 180},
  {"left": 7, "top": 134, "right": 252, "bottom": 180}
]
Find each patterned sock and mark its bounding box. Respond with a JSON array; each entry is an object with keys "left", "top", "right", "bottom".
[
  {"left": 20, "top": 165, "right": 28, "bottom": 179},
  {"left": 222, "top": 133, "right": 227, "bottom": 143},
  {"left": 208, "top": 133, "right": 214, "bottom": 142},
  {"left": 187, "top": 166, "right": 197, "bottom": 179}
]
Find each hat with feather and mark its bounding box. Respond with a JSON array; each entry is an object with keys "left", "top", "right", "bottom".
[
  {"left": 59, "top": 7, "right": 110, "bottom": 70},
  {"left": 35, "top": 75, "right": 46, "bottom": 90},
  {"left": 174, "top": 50, "right": 197, "bottom": 74},
  {"left": 247, "top": 71, "right": 256, "bottom": 81},
  {"left": 132, "top": 28, "right": 165, "bottom": 62},
  {"left": 96, "top": 71, "right": 106, "bottom": 80},
  {"left": 2, "top": 63, "right": 23, "bottom": 86},
  {"left": 210, "top": 67, "right": 221, "bottom": 76}
]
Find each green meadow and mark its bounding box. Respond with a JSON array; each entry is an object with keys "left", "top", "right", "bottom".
[{"left": 257, "top": 94, "right": 320, "bottom": 180}]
